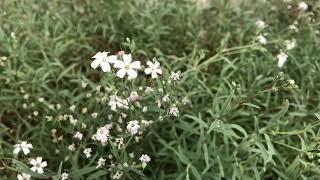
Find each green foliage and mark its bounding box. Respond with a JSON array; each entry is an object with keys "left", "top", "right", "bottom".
[{"left": 1, "top": 0, "right": 320, "bottom": 179}]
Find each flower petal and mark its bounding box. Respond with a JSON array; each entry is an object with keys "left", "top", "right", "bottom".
[
  {"left": 116, "top": 69, "right": 127, "bottom": 78},
  {"left": 37, "top": 167, "right": 44, "bottom": 174},
  {"left": 114, "top": 60, "right": 125, "bottom": 68},
  {"left": 31, "top": 166, "right": 37, "bottom": 172},
  {"left": 36, "top": 157, "right": 43, "bottom": 163},
  {"left": 13, "top": 147, "right": 20, "bottom": 155},
  {"left": 106, "top": 55, "right": 117, "bottom": 63},
  {"left": 123, "top": 54, "right": 132, "bottom": 64},
  {"left": 100, "top": 62, "right": 111, "bottom": 72},
  {"left": 154, "top": 61, "right": 160, "bottom": 68},
  {"left": 127, "top": 69, "right": 138, "bottom": 79},
  {"left": 41, "top": 161, "right": 48, "bottom": 168},
  {"left": 91, "top": 59, "right": 100, "bottom": 69},
  {"left": 22, "top": 147, "right": 30, "bottom": 155},
  {"left": 129, "top": 61, "right": 141, "bottom": 69},
  {"left": 151, "top": 71, "right": 158, "bottom": 79},
  {"left": 30, "top": 159, "right": 37, "bottom": 165},
  {"left": 146, "top": 61, "right": 153, "bottom": 67},
  {"left": 155, "top": 69, "right": 162, "bottom": 74},
  {"left": 144, "top": 68, "right": 152, "bottom": 75}
]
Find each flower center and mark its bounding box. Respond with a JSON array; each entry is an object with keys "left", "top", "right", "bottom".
[{"left": 124, "top": 65, "right": 129, "bottom": 70}]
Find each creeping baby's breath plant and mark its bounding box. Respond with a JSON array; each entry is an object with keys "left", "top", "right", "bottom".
[{"left": 1, "top": 0, "right": 320, "bottom": 179}]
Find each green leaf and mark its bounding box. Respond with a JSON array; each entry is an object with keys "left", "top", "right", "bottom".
[{"left": 87, "top": 170, "right": 108, "bottom": 180}]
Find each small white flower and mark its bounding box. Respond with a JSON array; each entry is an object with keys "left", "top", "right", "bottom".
[
  {"left": 81, "top": 81, "right": 88, "bottom": 88},
  {"left": 83, "top": 148, "right": 92, "bottom": 158},
  {"left": 298, "top": 2, "right": 308, "bottom": 11},
  {"left": 69, "top": 105, "right": 76, "bottom": 112},
  {"left": 108, "top": 95, "right": 128, "bottom": 111},
  {"left": 169, "top": 106, "right": 179, "bottom": 117},
  {"left": 114, "top": 54, "right": 141, "bottom": 79},
  {"left": 170, "top": 71, "right": 181, "bottom": 81},
  {"left": 17, "top": 173, "right": 31, "bottom": 180},
  {"left": 139, "top": 154, "right": 151, "bottom": 163},
  {"left": 285, "top": 39, "right": 296, "bottom": 50},
  {"left": 33, "top": 111, "right": 39, "bottom": 116},
  {"left": 112, "top": 171, "right": 123, "bottom": 179},
  {"left": 61, "top": 172, "right": 69, "bottom": 180},
  {"left": 127, "top": 120, "right": 140, "bottom": 135},
  {"left": 94, "top": 125, "right": 111, "bottom": 144},
  {"left": 91, "top": 112, "right": 98, "bottom": 119},
  {"left": 288, "top": 80, "right": 295, "bottom": 85},
  {"left": 277, "top": 51, "right": 288, "bottom": 68},
  {"left": 142, "top": 106, "right": 148, "bottom": 112},
  {"left": 255, "top": 20, "right": 266, "bottom": 29},
  {"left": 91, "top": 51, "right": 117, "bottom": 72},
  {"left": 145, "top": 86, "right": 154, "bottom": 94},
  {"left": 144, "top": 60, "right": 162, "bottom": 79},
  {"left": 73, "top": 131, "right": 83, "bottom": 140},
  {"left": 96, "top": 158, "right": 106, "bottom": 168},
  {"left": 162, "top": 94, "right": 170, "bottom": 102},
  {"left": 13, "top": 141, "right": 33, "bottom": 155},
  {"left": 289, "top": 25, "right": 299, "bottom": 32},
  {"left": 257, "top": 35, "right": 267, "bottom": 45},
  {"left": 68, "top": 143, "right": 76, "bottom": 151},
  {"left": 128, "top": 91, "right": 140, "bottom": 102},
  {"left": 30, "top": 157, "right": 47, "bottom": 174},
  {"left": 182, "top": 96, "right": 190, "bottom": 105}
]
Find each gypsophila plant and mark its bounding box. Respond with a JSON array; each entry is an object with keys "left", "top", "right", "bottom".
[
  {"left": 1, "top": 0, "right": 320, "bottom": 179},
  {"left": 3, "top": 49, "right": 189, "bottom": 179}
]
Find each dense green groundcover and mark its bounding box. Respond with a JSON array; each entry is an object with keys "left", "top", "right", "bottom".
[{"left": 1, "top": 0, "right": 320, "bottom": 179}]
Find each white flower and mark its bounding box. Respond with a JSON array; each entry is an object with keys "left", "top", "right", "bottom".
[
  {"left": 277, "top": 51, "right": 288, "bottom": 68},
  {"left": 61, "top": 172, "right": 69, "bottom": 180},
  {"left": 257, "top": 35, "right": 267, "bottom": 45},
  {"left": 114, "top": 54, "right": 141, "bottom": 79},
  {"left": 169, "top": 106, "right": 179, "bottom": 117},
  {"left": 298, "top": 2, "right": 308, "bottom": 11},
  {"left": 83, "top": 148, "right": 92, "bottom": 158},
  {"left": 255, "top": 20, "right": 266, "bottom": 29},
  {"left": 142, "top": 106, "right": 148, "bottom": 112},
  {"left": 94, "top": 125, "right": 111, "bottom": 144},
  {"left": 162, "top": 94, "right": 170, "bottom": 102},
  {"left": 127, "top": 120, "right": 140, "bottom": 135},
  {"left": 182, "top": 96, "right": 190, "bottom": 105},
  {"left": 108, "top": 95, "right": 128, "bottom": 111},
  {"left": 170, "top": 71, "right": 181, "bottom": 81},
  {"left": 144, "top": 60, "right": 162, "bottom": 79},
  {"left": 285, "top": 39, "right": 296, "bottom": 50},
  {"left": 289, "top": 25, "right": 299, "bottom": 32},
  {"left": 30, "top": 157, "right": 47, "bottom": 174},
  {"left": 112, "top": 171, "right": 123, "bottom": 179},
  {"left": 128, "top": 91, "right": 140, "bottom": 102},
  {"left": 96, "top": 158, "right": 106, "bottom": 168},
  {"left": 17, "top": 173, "right": 31, "bottom": 180},
  {"left": 73, "top": 131, "right": 83, "bottom": 140},
  {"left": 68, "top": 143, "right": 76, "bottom": 151},
  {"left": 288, "top": 80, "right": 295, "bottom": 85},
  {"left": 13, "top": 141, "right": 33, "bottom": 155},
  {"left": 145, "top": 86, "right": 154, "bottom": 94},
  {"left": 91, "top": 52, "right": 117, "bottom": 72},
  {"left": 139, "top": 154, "right": 151, "bottom": 163}
]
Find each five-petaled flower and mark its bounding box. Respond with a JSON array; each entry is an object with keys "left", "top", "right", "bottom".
[
  {"left": 17, "top": 173, "right": 31, "bottom": 180},
  {"left": 91, "top": 51, "right": 117, "bottom": 72},
  {"left": 114, "top": 54, "right": 141, "bottom": 79},
  {"left": 144, "top": 59, "right": 162, "bottom": 79},
  {"left": 13, "top": 141, "right": 33, "bottom": 155},
  {"left": 30, "top": 157, "right": 47, "bottom": 174}
]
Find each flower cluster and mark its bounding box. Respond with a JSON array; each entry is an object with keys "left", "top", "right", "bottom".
[
  {"left": 12, "top": 50, "right": 189, "bottom": 179},
  {"left": 91, "top": 52, "right": 162, "bottom": 80}
]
